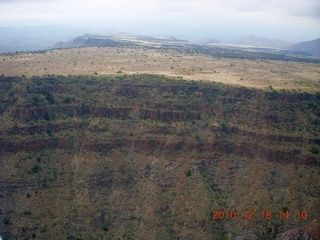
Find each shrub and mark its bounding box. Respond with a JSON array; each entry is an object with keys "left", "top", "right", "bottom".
[
  {"left": 3, "top": 218, "right": 10, "bottom": 225},
  {"left": 186, "top": 170, "right": 192, "bottom": 177},
  {"left": 44, "top": 113, "right": 50, "bottom": 121},
  {"left": 307, "top": 102, "right": 317, "bottom": 108},
  {"left": 31, "top": 165, "right": 40, "bottom": 173},
  {"left": 24, "top": 210, "right": 31, "bottom": 215},
  {"left": 43, "top": 92, "right": 55, "bottom": 104},
  {"left": 63, "top": 96, "right": 71, "bottom": 103},
  {"left": 310, "top": 147, "right": 319, "bottom": 154},
  {"left": 31, "top": 96, "right": 39, "bottom": 106}
]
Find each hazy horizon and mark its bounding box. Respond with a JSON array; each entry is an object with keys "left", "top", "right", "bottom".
[{"left": 0, "top": 0, "right": 319, "bottom": 42}]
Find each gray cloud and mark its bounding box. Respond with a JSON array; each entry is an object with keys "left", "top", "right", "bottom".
[
  {"left": 0, "top": 0, "right": 62, "bottom": 2},
  {"left": 289, "top": 2, "right": 320, "bottom": 19},
  {"left": 0, "top": 0, "right": 318, "bottom": 41}
]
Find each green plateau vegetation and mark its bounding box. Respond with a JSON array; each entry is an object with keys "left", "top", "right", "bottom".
[{"left": 0, "top": 74, "right": 319, "bottom": 239}]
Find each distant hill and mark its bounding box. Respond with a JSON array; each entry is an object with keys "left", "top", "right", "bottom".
[
  {"left": 53, "top": 34, "right": 132, "bottom": 48},
  {"left": 232, "top": 35, "right": 294, "bottom": 48},
  {"left": 53, "top": 34, "right": 189, "bottom": 49},
  {"left": 289, "top": 38, "right": 320, "bottom": 57},
  {"left": 198, "top": 38, "right": 220, "bottom": 45}
]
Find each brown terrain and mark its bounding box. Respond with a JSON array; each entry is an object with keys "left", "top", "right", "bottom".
[
  {"left": 0, "top": 46, "right": 319, "bottom": 93},
  {"left": 0, "top": 43, "right": 319, "bottom": 239}
]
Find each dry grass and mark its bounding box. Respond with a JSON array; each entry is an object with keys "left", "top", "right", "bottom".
[{"left": 1, "top": 46, "right": 319, "bottom": 93}]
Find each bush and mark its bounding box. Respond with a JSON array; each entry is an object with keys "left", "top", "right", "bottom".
[
  {"left": 186, "top": 170, "right": 192, "bottom": 177},
  {"left": 31, "top": 165, "right": 40, "bottom": 173},
  {"left": 310, "top": 147, "right": 319, "bottom": 154},
  {"left": 31, "top": 96, "right": 39, "bottom": 106},
  {"left": 3, "top": 218, "right": 10, "bottom": 225},
  {"left": 24, "top": 210, "right": 31, "bottom": 215},
  {"left": 63, "top": 96, "right": 71, "bottom": 103},
  {"left": 307, "top": 102, "right": 317, "bottom": 108},
  {"left": 43, "top": 92, "right": 55, "bottom": 104},
  {"left": 44, "top": 113, "right": 50, "bottom": 121}
]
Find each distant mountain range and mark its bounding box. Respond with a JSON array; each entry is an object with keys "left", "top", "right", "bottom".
[
  {"left": 230, "top": 35, "right": 294, "bottom": 48},
  {"left": 198, "top": 38, "right": 220, "bottom": 45},
  {"left": 53, "top": 34, "right": 189, "bottom": 49},
  {"left": 203, "top": 35, "right": 319, "bottom": 57},
  {"left": 53, "top": 34, "right": 320, "bottom": 58},
  {"left": 289, "top": 38, "right": 320, "bottom": 57},
  {"left": 0, "top": 25, "right": 318, "bottom": 58}
]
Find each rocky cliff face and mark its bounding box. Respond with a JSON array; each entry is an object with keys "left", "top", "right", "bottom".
[{"left": 0, "top": 75, "right": 319, "bottom": 239}]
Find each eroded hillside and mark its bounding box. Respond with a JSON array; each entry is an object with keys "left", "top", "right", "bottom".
[{"left": 0, "top": 75, "right": 319, "bottom": 239}]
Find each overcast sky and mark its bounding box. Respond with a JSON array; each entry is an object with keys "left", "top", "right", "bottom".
[{"left": 0, "top": 0, "right": 319, "bottom": 42}]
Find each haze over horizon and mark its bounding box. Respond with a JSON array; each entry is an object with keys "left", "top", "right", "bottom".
[{"left": 0, "top": 0, "right": 319, "bottom": 42}]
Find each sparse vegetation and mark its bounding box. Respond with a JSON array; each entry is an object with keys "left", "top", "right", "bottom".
[
  {"left": 0, "top": 49, "right": 319, "bottom": 239},
  {"left": 0, "top": 45, "right": 319, "bottom": 93}
]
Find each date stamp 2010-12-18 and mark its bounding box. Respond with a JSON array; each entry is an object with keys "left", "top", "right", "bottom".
[{"left": 212, "top": 210, "right": 309, "bottom": 220}]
